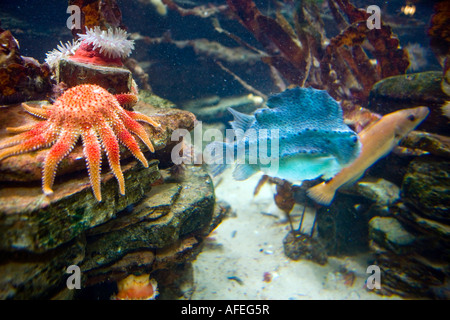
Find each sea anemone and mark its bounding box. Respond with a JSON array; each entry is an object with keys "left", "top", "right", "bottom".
[
  {"left": 44, "top": 40, "right": 80, "bottom": 69},
  {"left": 44, "top": 27, "right": 134, "bottom": 69},
  {"left": 112, "top": 274, "right": 159, "bottom": 300},
  {"left": 77, "top": 26, "right": 135, "bottom": 59},
  {"left": 68, "top": 26, "right": 135, "bottom": 67}
]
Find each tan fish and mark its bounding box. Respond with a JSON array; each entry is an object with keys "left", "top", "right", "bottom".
[{"left": 307, "top": 106, "right": 430, "bottom": 206}]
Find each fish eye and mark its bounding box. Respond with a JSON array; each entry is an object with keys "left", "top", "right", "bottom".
[
  {"left": 407, "top": 114, "right": 416, "bottom": 121},
  {"left": 351, "top": 136, "right": 358, "bottom": 143}
]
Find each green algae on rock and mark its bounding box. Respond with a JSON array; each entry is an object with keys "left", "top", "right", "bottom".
[
  {"left": 369, "top": 71, "right": 448, "bottom": 106},
  {"left": 138, "top": 90, "right": 177, "bottom": 109}
]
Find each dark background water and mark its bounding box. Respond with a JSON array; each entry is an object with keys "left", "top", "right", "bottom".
[{"left": 0, "top": 0, "right": 442, "bottom": 104}]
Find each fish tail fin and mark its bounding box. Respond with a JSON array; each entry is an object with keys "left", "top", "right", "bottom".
[
  {"left": 307, "top": 182, "right": 336, "bottom": 206},
  {"left": 204, "top": 141, "right": 235, "bottom": 176}
]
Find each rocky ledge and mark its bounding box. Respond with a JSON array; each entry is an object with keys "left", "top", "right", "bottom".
[
  {"left": 0, "top": 165, "right": 228, "bottom": 299},
  {"left": 0, "top": 95, "right": 227, "bottom": 299}
]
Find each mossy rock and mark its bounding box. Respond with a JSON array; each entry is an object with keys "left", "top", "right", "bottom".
[
  {"left": 401, "top": 156, "right": 450, "bottom": 223},
  {"left": 81, "top": 166, "right": 215, "bottom": 272},
  {"left": 138, "top": 90, "right": 177, "bottom": 109},
  {"left": 0, "top": 160, "right": 161, "bottom": 253},
  {"left": 369, "top": 71, "right": 448, "bottom": 107}
]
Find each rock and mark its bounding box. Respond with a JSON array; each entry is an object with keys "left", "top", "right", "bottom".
[
  {"left": 368, "top": 71, "right": 448, "bottom": 134},
  {"left": 371, "top": 253, "right": 447, "bottom": 299},
  {"left": 342, "top": 178, "right": 401, "bottom": 206},
  {"left": 81, "top": 166, "right": 215, "bottom": 270},
  {"left": 369, "top": 72, "right": 448, "bottom": 106},
  {"left": 401, "top": 156, "right": 450, "bottom": 223},
  {"left": 57, "top": 58, "right": 133, "bottom": 94},
  {"left": 134, "top": 100, "right": 196, "bottom": 153},
  {"left": 283, "top": 231, "right": 328, "bottom": 265},
  {"left": 0, "top": 165, "right": 227, "bottom": 299},
  {"left": 316, "top": 193, "right": 372, "bottom": 256},
  {"left": 328, "top": 177, "right": 400, "bottom": 236},
  {"left": 0, "top": 238, "right": 85, "bottom": 299},
  {"left": 367, "top": 182, "right": 450, "bottom": 299},
  {"left": 155, "top": 262, "right": 196, "bottom": 300},
  {"left": 368, "top": 216, "right": 415, "bottom": 255},
  {"left": 138, "top": 90, "right": 177, "bottom": 109},
  {"left": 396, "top": 211, "right": 450, "bottom": 266},
  {"left": 78, "top": 166, "right": 226, "bottom": 298},
  {"left": 368, "top": 208, "right": 450, "bottom": 299},
  {"left": 0, "top": 29, "right": 52, "bottom": 105},
  {"left": 0, "top": 159, "right": 161, "bottom": 253},
  {"left": 395, "top": 206, "right": 450, "bottom": 244},
  {"left": 400, "top": 131, "right": 450, "bottom": 159}
]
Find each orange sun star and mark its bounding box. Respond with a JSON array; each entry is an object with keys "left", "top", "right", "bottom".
[{"left": 0, "top": 84, "right": 160, "bottom": 201}]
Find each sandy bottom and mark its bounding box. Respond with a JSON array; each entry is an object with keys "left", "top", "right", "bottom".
[{"left": 191, "top": 168, "right": 401, "bottom": 300}]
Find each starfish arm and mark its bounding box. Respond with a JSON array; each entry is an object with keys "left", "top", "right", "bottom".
[
  {"left": 82, "top": 129, "right": 103, "bottom": 201},
  {"left": 0, "top": 129, "right": 55, "bottom": 161},
  {"left": 42, "top": 129, "right": 79, "bottom": 196},
  {"left": 114, "top": 93, "right": 138, "bottom": 108},
  {"left": 22, "top": 103, "right": 51, "bottom": 119},
  {"left": 6, "top": 123, "right": 41, "bottom": 133},
  {"left": 98, "top": 124, "right": 125, "bottom": 195},
  {"left": 126, "top": 110, "right": 161, "bottom": 128},
  {"left": 0, "top": 122, "right": 49, "bottom": 150},
  {"left": 112, "top": 121, "right": 149, "bottom": 168},
  {"left": 118, "top": 110, "right": 155, "bottom": 153}
]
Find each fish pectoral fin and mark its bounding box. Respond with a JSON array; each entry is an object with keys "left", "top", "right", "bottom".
[
  {"left": 228, "top": 107, "right": 255, "bottom": 138},
  {"left": 233, "top": 163, "right": 259, "bottom": 181}
]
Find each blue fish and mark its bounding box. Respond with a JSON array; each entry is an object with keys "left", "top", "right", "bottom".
[{"left": 205, "top": 87, "right": 361, "bottom": 182}]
